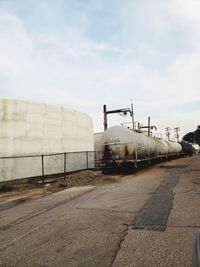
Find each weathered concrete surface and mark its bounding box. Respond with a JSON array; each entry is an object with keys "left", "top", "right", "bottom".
[
  {"left": 168, "top": 167, "right": 200, "bottom": 228},
  {"left": 0, "top": 207, "right": 132, "bottom": 267},
  {"left": 0, "top": 166, "right": 166, "bottom": 267},
  {"left": 0, "top": 156, "right": 199, "bottom": 267},
  {"left": 112, "top": 228, "right": 198, "bottom": 267},
  {"left": 77, "top": 171, "right": 165, "bottom": 213},
  {"left": 113, "top": 156, "right": 200, "bottom": 267},
  {"left": 0, "top": 186, "right": 95, "bottom": 229}
]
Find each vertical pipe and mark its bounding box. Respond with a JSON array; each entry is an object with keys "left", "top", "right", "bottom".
[
  {"left": 103, "top": 105, "right": 107, "bottom": 131},
  {"left": 41, "top": 154, "right": 44, "bottom": 184}
]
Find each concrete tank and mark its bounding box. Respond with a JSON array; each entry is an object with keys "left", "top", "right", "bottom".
[
  {"left": 0, "top": 99, "right": 94, "bottom": 156},
  {"left": 0, "top": 99, "right": 94, "bottom": 182}
]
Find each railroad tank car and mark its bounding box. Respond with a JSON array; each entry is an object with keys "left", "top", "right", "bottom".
[
  {"left": 98, "top": 126, "right": 182, "bottom": 170},
  {"left": 180, "top": 141, "right": 196, "bottom": 156}
]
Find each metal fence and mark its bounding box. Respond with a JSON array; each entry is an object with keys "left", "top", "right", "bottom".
[{"left": 0, "top": 151, "right": 103, "bottom": 183}]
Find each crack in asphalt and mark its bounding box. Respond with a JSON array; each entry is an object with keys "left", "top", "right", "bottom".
[{"left": 111, "top": 227, "right": 129, "bottom": 266}]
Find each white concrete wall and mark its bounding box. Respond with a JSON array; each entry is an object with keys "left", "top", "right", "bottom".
[
  {"left": 0, "top": 99, "right": 94, "bottom": 156},
  {"left": 0, "top": 99, "right": 94, "bottom": 181},
  {"left": 94, "top": 132, "right": 104, "bottom": 152}
]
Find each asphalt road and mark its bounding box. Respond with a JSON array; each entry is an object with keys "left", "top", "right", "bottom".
[{"left": 0, "top": 156, "right": 200, "bottom": 267}]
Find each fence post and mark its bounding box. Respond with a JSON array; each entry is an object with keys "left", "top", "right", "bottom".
[
  {"left": 86, "top": 151, "right": 89, "bottom": 169},
  {"left": 41, "top": 154, "right": 44, "bottom": 184},
  {"left": 64, "top": 152, "right": 66, "bottom": 175}
]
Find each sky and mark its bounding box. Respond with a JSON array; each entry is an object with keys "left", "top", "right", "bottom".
[{"left": 0, "top": 0, "right": 200, "bottom": 139}]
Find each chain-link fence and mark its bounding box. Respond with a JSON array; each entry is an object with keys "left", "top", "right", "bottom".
[{"left": 0, "top": 151, "right": 102, "bottom": 183}]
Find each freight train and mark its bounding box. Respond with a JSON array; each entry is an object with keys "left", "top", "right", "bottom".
[{"left": 95, "top": 125, "right": 194, "bottom": 172}]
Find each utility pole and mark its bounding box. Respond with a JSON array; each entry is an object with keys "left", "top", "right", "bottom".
[
  {"left": 165, "top": 127, "right": 171, "bottom": 141},
  {"left": 148, "top": 116, "right": 150, "bottom": 136},
  {"left": 138, "top": 116, "right": 157, "bottom": 136},
  {"left": 174, "top": 127, "right": 180, "bottom": 142}
]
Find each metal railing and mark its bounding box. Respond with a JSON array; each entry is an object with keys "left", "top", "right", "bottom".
[
  {"left": 0, "top": 148, "right": 184, "bottom": 183},
  {"left": 0, "top": 151, "right": 102, "bottom": 183}
]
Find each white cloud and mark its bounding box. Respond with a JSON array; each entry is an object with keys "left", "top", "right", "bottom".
[
  {"left": 171, "top": 0, "right": 200, "bottom": 25},
  {"left": 0, "top": 10, "right": 33, "bottom": 74},
  {"left": 0, "top": 2, "right": 200, "bottom": 136}
]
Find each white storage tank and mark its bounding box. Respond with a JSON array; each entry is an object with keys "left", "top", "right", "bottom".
[
  {"left": 0, "top": 99, "right": 94, "bottom": 181},
  {"left": 0, "top": 99, "right": 94, "bottom": 155}
]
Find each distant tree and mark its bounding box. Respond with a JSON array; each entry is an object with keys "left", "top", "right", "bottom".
[
  {"left": 194, "top": 127, "right": 200, "bottom": 145},
  {"left": 183, "top": 126, "right": 200, "bottom": 145},
  {"left": 183, "top": 132, "right": 195, "bottom": 143}
]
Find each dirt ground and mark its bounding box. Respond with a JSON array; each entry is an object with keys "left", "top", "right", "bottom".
[
  {"left": 0, "top": 170, "right": 120, "bottom": 201},
  {"left": 58, "top": 170, "right": 119, "bottom": 187}
]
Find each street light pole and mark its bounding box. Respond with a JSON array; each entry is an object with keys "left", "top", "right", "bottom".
[{"left": 103, "top": 104, "right": 133, "bottom": 131}]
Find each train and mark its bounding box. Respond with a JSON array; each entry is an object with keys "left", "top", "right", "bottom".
[{"left": 95, "top": 125, "right": 195, "bottom": 172}]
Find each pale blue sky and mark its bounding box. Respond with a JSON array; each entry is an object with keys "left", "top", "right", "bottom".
[{"left": 0, "top": 0, "right": 200, "bottom": 137}]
